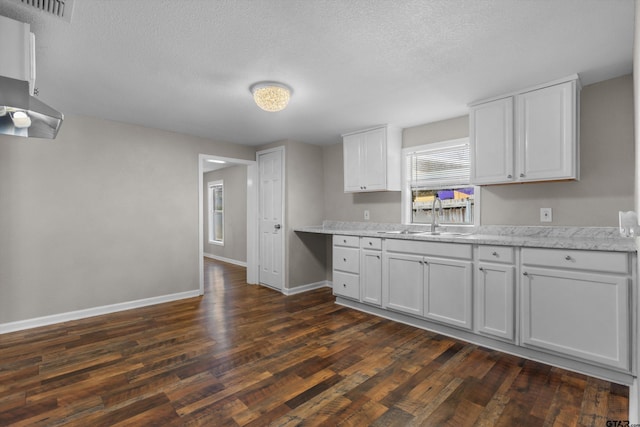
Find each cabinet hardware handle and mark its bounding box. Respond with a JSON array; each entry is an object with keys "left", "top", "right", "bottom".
[
  {"left": 520, "top": 173, "right": 525, "bottom": 177},
  {"left": 376, "top": 255, "right": 380, "bottom": 259},
  {"left": 419, "top": 261, "right": 423, "bottom": 265},
  {"left": 565, "top": 255, "right": 572, "bottom": 261},
  {"left": 507, "top": 174, "right": 512, "bottom": 179},
  {"left": 492, "top": 251, "right": 498, "bottom": 256},
  {"left": 343, "top": 258, "right": 347, "bottom": 262},
  {"left": 479, "top": 267, "right": 484, "bottom": 271},
  {"left": 369, "top": 242, "right": 373, "bottom": 245},
  {"left": 343, "top": 283, "right": 347, "bottom": 287},
  {"left": 523, "top": 271, "right": 529, "bottom": 276}
]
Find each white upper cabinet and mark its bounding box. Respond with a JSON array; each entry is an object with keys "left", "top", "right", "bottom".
[
  {"left": 470, "top": 97, "right": 514, "bottom": 184},
  {"left": 343, "top": 125, "right": 402, "bottom": 192},
  {"left": 517, "top": 81, "right": 578, "bottom": 181},
  {"left": 470, "top": 76, "right": 580, "bottom": 185}
]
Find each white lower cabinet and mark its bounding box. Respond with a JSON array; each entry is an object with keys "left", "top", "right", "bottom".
[
  {"left": 333, "top": 233, "right": 634, "bottom": 379},
  {"left": 385, "top": 253, "right": 425, "bottom": 316},
  {"left": 475, "top": 246, "right": 516, "bottom": 342},
  {"left": 332, "top": 235, "right": 360, "bottom": 300},
  {"left": 360, "top": 240, "right": 382, "bottom": 306},
  {"left": 383, "top": 240, "right": 473, "bottom": 330},
  {"left": 424, "top": 257, "right": 473, "bottom": 330},
  {"left": 521, "top": 248, "right": 630, "bottom": 371},
  {"left": 333, "top": 235, "right": 383, "bottom": 305},
  {"left": 475, "top": 263, "right": 515, "bottom": 342}
]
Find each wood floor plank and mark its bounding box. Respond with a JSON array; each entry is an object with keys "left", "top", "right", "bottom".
[{"left": 0, "top": 258, "right": 629, "bottom": 425}]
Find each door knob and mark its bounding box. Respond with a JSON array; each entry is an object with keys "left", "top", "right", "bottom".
[{"left": 274, "top": 224, "right": 281, "bottom": 230}]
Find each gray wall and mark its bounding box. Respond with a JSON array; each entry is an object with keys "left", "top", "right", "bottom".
[
  {"left": 203, "top": 165, "right": 247, "bottom": 263},
  {"left": 0, "top": 114, "right": 255, "bottom": 324},
  {"left": 286, "top": 141, "right": 327, "bottom": 289},
  {"left": 322, "top": 74, "right": 635, "bottom": 227}
]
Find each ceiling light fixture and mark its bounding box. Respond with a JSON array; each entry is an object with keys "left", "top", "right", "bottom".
[
  {"left": 250, "top": 82, "right": 292, "bottom": 112},
  {"left": 206, "top": 159, "right": 227, "bottom": 164}
]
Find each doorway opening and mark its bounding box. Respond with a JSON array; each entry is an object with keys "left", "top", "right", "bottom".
[{"left": 198, "top": 154, "right": 258, "bottom": 295}]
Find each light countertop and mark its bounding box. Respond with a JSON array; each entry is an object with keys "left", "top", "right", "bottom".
[{"left": 294, "top": 221, "right": 637, "bottom": 252}]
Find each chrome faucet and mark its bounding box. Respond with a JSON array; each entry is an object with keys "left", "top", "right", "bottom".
[{"left": 431, "top": 195, "right": 442, "bottom": 233}]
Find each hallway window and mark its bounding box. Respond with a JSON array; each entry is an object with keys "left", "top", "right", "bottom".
[{"left": 208, "top": 180, "right": 224, "bottom": 245}]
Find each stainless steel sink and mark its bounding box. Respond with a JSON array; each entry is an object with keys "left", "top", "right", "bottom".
[
  {"left": 418, "top": 231, "right": 471, "bottom": 236},
  {"left": 377, "top": 230, "right": 425, "bottom": 235},
  {"left": 377, "top": 230, "right": 471, "bottom": 237}
]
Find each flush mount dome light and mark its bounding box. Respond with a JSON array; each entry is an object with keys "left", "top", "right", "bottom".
[{"left": 250, "top": 82, "right": 292, "bottom": 112}]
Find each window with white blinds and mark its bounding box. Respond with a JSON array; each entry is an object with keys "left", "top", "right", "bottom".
[
  {"left": 401, "top": 138, "right": 477, "bottom": 225},
  {"left": 405, "top": 138, "right": 470, "bottom": 189}
]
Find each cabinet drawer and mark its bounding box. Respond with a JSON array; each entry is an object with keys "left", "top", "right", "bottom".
[
  {"left": 333, "top": 246, "right": 359, "bottom": 274},
  {"left": 333, "top": 235, "right": 359, "bottom": 248},
  {"left": 478, "top": 246, "right": 514, "bottom": 264},
  {"left": 385, "top": 239, "right": 472, "bottom": 260},
  {"left": 333, "top": 271, "right": 360, "bottom": 300},
  {"left": 521, "top": 248, "right": 628, "bottom": 274},
  {"left": 361, "top": 237, "right": 382, "bottom": 250}
]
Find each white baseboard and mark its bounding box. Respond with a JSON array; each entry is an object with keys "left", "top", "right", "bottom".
[
  {"left": 204, "top": 253, "right": 247, "bottom": 267},
  {"left": 283, "top": 280, "right": 332, "bottom": 296},
  {"left": 0, "top": 290, "right": 201, "bottom": 335}
]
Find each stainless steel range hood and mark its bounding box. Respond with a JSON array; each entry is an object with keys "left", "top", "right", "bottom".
[
  {"left": 0, "top": 15, "right": 63, "bottom": 139},
  {"left": 0, "top": 75, "right": 63, "bottom": 139}
]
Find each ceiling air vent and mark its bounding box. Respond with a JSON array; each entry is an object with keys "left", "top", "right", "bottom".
[{"left": 10, "top": 0, "right": 75, "bottom": 23}]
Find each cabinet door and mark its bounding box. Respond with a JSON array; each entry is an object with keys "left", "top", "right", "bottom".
[
  {"left": 361, "top": 249, "right": 382, "bottom": 306},
  {"left": 361, "top": 128, "right": 387, "bottom": 191},
  {"left": 521, "top": 267, "right": 629, "bottom": 370},
  {"left": 384, "top": 253, "right": 424, "bottom": 316},
  {"left": 475, "top": 263, "right": 515, "bottom": 341},
  {"left": 424, "top": 258, "right": 473, "bottom": 330},
  {"left": 470, "top": 97, "right": 514, "bottom": 185},
  {"left": 516, "top": 81, "right": 576, "bottom": 181},
  {"left": 343, "top": 133, "right": 363, "bottom": 192}
]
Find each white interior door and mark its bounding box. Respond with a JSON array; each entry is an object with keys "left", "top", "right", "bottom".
[{"left": 258, "top": 148, "right": 285, "bottom": 291}]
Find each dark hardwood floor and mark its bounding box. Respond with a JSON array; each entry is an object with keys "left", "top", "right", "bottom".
[{"left": 0, "top": 258, "right": 629, "bottom": 426}]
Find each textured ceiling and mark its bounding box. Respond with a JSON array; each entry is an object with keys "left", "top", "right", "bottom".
[{"left": 0, "top": 0, "right": 634, "bottom": 146}]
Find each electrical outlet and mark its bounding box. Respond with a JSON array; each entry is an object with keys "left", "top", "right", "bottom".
[
  {"left": 540, "top": 208, "right": 552, "bottom": 222},
  {"left": 364, "top": 210, "right": 370, "bottom": 221}
]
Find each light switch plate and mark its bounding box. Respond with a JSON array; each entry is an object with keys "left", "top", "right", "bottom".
[
  {"left": 364, "top": 210, "right": 370, "bottom": 221},
  {"left": 540, "top": 208, "right": 552, "bottom": 222}
]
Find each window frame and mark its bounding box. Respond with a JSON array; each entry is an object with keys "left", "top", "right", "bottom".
[
  {"left": 208, "top": 180, "right": 224, "bottom": 245},
  {"left": 401, "top": 138, "right": 480, "bottom": 226}
]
